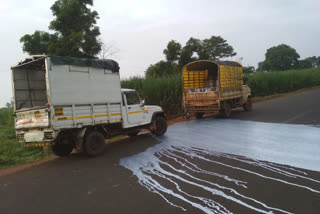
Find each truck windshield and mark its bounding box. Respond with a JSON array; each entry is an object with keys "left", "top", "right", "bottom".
[{"left": 125, "top": 91, "right": 141, "bottom": 105}]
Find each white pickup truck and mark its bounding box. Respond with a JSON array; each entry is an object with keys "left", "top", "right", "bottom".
[{"left": 11, "top": 56, "right": 167, "bottom": 157}]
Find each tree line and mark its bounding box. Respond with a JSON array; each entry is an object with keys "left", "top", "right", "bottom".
[
  {"left": 145, "top": 37, "right": 236, "bottom": 77},
  {"left": 146, "top": 40, "right": 320, "bottom": 77},
  {"left": 255, "top": 44, "right": 320, "bottom": 72}
]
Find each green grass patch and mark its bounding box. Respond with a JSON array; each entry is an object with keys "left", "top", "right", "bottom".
[{"left": 0, "top": 108, "right": 50, "bottom": 169}]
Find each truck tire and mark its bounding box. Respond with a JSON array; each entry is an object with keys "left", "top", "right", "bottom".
[
  {"left": 221, "top": 103, "right": 232, "bottom": 118},
  {"left": 52, "top": 133, "right": 74, "bottom": 157},
  {"left": 128, "top": 129, "right": 140, "bottom": 137},
  {"left": 84, "top": 131, "right": 105, "bottom": 157},
  {"left": 152, "top": 116, "right": 167, "bottom": 136},
  {"left": 195, "top": 112, "right": 204, "bottom": 119},
  {"left": 243, "top": 97, "right": 252, "bottom": 112}
]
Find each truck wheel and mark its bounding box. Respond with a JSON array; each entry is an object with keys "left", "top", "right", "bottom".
[
  {"left": 84, "top": 131, "right": 105, "bottom": 157},
  {"left": 128, "top": 129, "right": 140, "bottom": 137},
  {"left": 152, "top": 116, "right": 167, "bottom": 136},
  {"left": 52, "top": 134, "right": 74, "bottom": 157},
  {"left": 221, "top": 103, "right": 232, "bottom": 118},
  {"left": 243, "top": 98, "right": 252, "bottom": 112},
  {"left": 195, "top": 112, "right": 204, "bottom": 119}
]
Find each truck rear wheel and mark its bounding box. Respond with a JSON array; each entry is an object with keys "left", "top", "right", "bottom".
[
  {"left": 221, "top": 103, "right": 232, "bottom": 118},
  {"left": 243, "top": 97, "right": 252, "bottom": 112},
  {"left": 195, "top": 112, "right": 204, "bottom": 119},
  {"left": 52, "top": 134, "right": 74, "bottom": 157},
  {"left": 84, "top": 131, "right": 105, "bottom": 157},
  {"left": 152, "top": 116, "right": 167, "bottom": 136}
]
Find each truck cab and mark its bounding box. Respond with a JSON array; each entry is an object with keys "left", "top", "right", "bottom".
[{"left": 121, "top": 89, "right": 164, "bottom": 128}]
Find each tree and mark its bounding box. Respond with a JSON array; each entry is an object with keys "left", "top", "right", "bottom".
[
  {"left": 178, "top": 38, "right": 202, "bottom": 67},
  {"left": 99, "top": 42, "right": 119, "bottom": 59},
  {"left": 20, "top": 31, "right": 58, "bottom": 55},
  {"left": 304, "top": 56, "right": 320, "bottom": 67},
  {"left": 201, "top": 36, "right": 236, "bottom": 60},
  {"left": 177, "top": 36, "right": 236, "bottom": 68},
  {"left": 256, "top": 61, "right": 265, "bottom": 72},
  {"left": 145, "top": 61, "right": 179, "bottom": 77},
  {"left": 297, "top": 59, "right": 313, "bottom": 69},
  {"left": 146, "top": 35, "right": 237, "bottom": 76},
  {"left": 20, "top": 0, "right": 101, "bottom": 58},
  {"left": 5, "top": 100, "right": 13, "bottom": 108},
  {"left": 262, "top": 44, "right": 300, "bottom": 71},
  {"left": 163, "top": 40, "right": 181, "bottom": 63},
  {"left": 243, "top": 66, "right": 255, "bottom": 74}
]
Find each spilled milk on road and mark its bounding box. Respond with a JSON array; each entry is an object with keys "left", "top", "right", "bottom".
[{"left": 120, "top": 119, "right": 320, "bottom": 213}]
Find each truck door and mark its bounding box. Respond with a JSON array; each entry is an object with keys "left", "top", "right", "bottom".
[{"left": 124, "top": 91, "right": 144, "bottom": 124}]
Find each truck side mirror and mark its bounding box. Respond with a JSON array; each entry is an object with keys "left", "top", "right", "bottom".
[{"left": 140, "top": 99, "right": 145, "bottom": 107}]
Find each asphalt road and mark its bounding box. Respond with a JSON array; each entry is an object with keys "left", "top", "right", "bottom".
[{"left": 1, "top": 88, "right": 320, "bottom": 214}]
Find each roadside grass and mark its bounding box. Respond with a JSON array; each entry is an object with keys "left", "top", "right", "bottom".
[{"left": 0, "top": 108, "right": 50, "bottom": 169}]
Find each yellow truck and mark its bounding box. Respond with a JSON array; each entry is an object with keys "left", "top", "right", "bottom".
[{"left": 182, "top": 60, "right": 252, "bottom": 118}]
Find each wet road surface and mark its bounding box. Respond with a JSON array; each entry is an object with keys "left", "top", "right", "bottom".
[{"left": 1, "top": 88, "right": 320, "bottom": 214}]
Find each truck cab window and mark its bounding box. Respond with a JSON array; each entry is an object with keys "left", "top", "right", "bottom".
[{"left": 125, "top": 92, "right": 141, "bottom": 105}]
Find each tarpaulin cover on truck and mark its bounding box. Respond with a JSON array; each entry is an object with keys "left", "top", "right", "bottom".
[
  {"left": 12, "top": 55, "right": 120, "bottom": 73},
  {"left": 51, "top": 56, "right": 120, "bottom": 73},
  {"left": 183, "top": 60, "right": 242, "bottom": 71}
]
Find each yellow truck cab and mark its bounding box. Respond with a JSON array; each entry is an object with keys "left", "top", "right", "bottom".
[{"left": 182, "top": 60, "right": 252, "bottom": 118}]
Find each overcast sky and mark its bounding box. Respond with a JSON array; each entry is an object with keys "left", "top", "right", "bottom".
[{"left": 0, "top": 0, "right": 319, "bottom": 107}]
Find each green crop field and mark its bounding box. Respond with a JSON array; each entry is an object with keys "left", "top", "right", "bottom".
[{"left": 247, "top": 67, "right": 320, "bottom": 97}]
